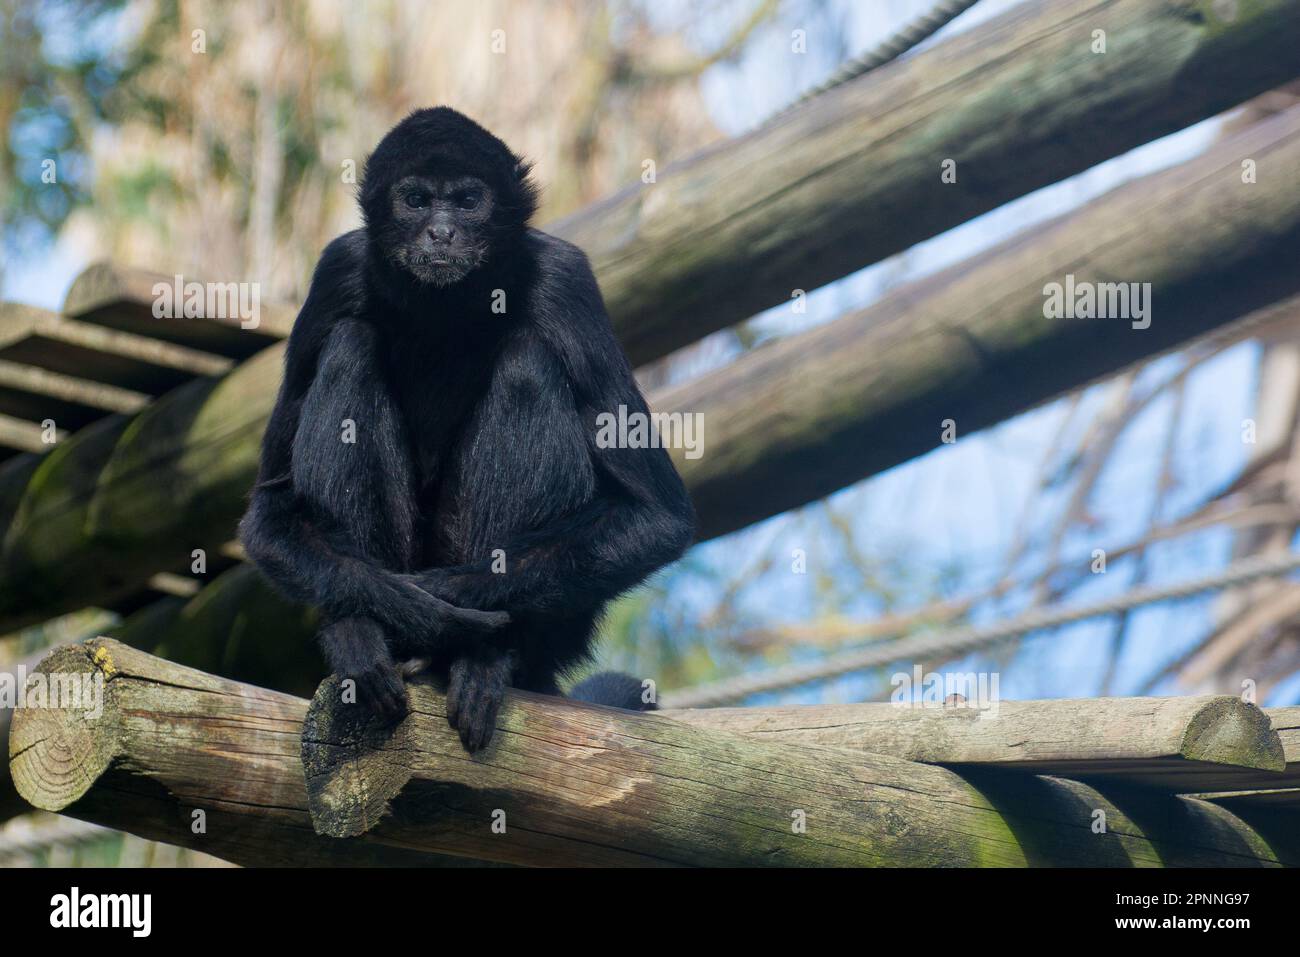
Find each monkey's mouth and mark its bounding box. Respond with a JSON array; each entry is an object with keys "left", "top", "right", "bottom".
[{"left": 398, "top": 247, "right": 484, "bottom": 286}]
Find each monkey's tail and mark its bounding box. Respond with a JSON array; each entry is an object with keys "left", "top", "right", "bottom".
[{"left": 568, "top": 672, "right": 657, "bottom": 712}]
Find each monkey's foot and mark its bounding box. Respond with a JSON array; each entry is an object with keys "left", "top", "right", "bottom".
[{"left": 445, "top": 653, "right": 512, "bottom": 753}]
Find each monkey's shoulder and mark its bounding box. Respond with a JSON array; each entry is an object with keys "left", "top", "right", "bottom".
[
  {"left": 282, "top": 231, "right": 374, "bottom": 377},
  {"left": 513, "top": 230, "right": 637, "bottom": 401},
  {"left": 522, "top": 228, "right": 619, "bottom": 342},
  {"left": 315, "top": 229, "right": 370, "bottom": 291},
  {"left": 524, "top": 227, "right": 593, "bottom": 271}
]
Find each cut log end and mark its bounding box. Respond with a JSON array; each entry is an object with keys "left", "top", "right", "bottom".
[
  {"left": 1181, "top": 697, "right": 1286, "bottom": 771},
  {"left": 301, "top": 676, "right": 415, "bottom": 838},
  {"left": 8, "top": 642, "right": 121, "bottom": 812}
]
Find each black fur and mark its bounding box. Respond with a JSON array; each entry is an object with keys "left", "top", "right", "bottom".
[
  {"left": 569, "top": 672, "right": 658, "bottom": 712},
  {"left": 239, "top": 107, "right": 694, "bottom": 752}
]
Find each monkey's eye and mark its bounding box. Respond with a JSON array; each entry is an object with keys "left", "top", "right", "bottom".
[
  {"left": 404, "top": 190, "right": 432, "bottom": 210},
  {"left": 454, "top": 189, "right": 482, "bottom": 210}
]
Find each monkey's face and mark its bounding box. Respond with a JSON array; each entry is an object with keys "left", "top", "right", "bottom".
[{"left": 382, "top": 174, "right": 496, "bottom": 287}]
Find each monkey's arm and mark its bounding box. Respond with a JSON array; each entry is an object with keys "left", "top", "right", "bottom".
[
  {"left": 239, "top": 235, "right": 508, "bottom": 656},
  {"left": 410, "top": 244, "right": 695, "bottom": 618}
]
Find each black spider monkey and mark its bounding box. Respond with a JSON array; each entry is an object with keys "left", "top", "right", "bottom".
[{"left": 239, "top": 107, "right": 695, "bottom": 752}]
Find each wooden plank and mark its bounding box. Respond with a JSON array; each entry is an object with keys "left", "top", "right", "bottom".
[
  {"left": 664, "top": 696, "right": 1287, "bottom": 793},
  {"left": 0, "top": 358, "right": 148, "bottom": 430},
  {"left": 1204, "top": 788, "right": 1300, "bottom": 808},
  {"left": 0, "top": 302, "right": 233, "bottom": 394},
  {"left": 63, "top": 262, "right": 293, "bottom": 358},
  {"left": 9, "top": 639, "right": 1291, "bottom": 867},
  {"left": 0, "top": 413, "right": 61, "bottom": 454}
]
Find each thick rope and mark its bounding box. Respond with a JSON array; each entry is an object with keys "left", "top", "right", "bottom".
[
  {"left": 769, "top": 0, "right": 984, "bottom": 121},
  {"left": 662, "top": 550, "right": 1300, "bottom": 708}
]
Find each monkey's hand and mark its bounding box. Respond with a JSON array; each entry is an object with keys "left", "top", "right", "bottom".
[
  {"left": 320, "top": 616, "right": 408, "bottom": 722},
  {"left": 446, "top": 650, "right": 516, "bottom": 753},
  {"left": 397, "top": 574, "right": 510, "bottom": 634}
]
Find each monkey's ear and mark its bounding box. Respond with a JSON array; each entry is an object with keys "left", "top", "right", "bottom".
[{"left": 509, "top": 157, "right": 541, "bottom": 224}]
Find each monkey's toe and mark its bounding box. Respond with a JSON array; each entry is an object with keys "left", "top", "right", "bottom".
[{"left": 446, "top": 656, "right": 508, "bottom": 752}]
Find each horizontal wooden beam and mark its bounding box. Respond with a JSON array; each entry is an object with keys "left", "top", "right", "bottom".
[
  {"left": 665, "top": 697, "right": 1288, "bottom": 793},
  {"left": 663, "top": 106, "right": 1300, "bottom": 537},
  {"left": 0, "top": 358, "right": 148, "bottom": 417},
  {"left": 0, "top": 414, "right": 59, "bottom": 455},
  {"left": 9, "top": 640, "right": 1293, "bottom": 866},
  {"left": 0, "top": 302, "right": 234, "bottom": 394},
  {"left": 63, "top": 262, "right": 293, "bottom": 358}
]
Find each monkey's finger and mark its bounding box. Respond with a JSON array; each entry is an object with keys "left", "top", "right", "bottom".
[
  {"left": 466, "top": 686, "right": 502, "bottom": 752},
  {"left": 446, "top": 662, "right": 467, "bottom": 731},
  {"left": 452, "top": 607, "right": 512, "bottom": 633}
]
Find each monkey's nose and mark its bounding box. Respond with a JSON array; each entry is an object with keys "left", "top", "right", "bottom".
[{"left": 429, "top": 224, "right": 456, "bottom": 243}]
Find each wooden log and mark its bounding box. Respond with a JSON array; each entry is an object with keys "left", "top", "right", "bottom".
[
  {"left": 300, "top": 676, "right": 1293, "bottom": 866},
  {"left": 6, "top": 639, "right": 487, "bottom": 866},
  {"left": 663, "top": 107, "right": 1300, "bottom": 537},
  {"left": 552, "top": 0, "right": 1300, "bottom": 364},
  {"left": 664, "top": 697, "right": 1287, "bottom": 793},
  {"left": 63, "top": 262, "right": 294, "bottom": 358},
  {"left": 1173, "top": 707, "right": 1300, "bottom": 794},
  {"left": 9, "top": 640, "right": 1289, "bottom": 866},
  {"left": 0, "top": 302, "right": 233, "bottom": 395},
  {"left": 947, "top": 769, "right": 1294, "bottom": 867},
  {"left": 1186, "top": 710, "right": 1300, "bottom": 859},
  {"left": 0, "top": 348, "right": 281, "bottom": 630},
  {"left": 121, "top": 563, "right": 323, "bottom": 699},
  {"left": 301, "top": 675, "right": 1026, "bottom": 866},
  {"left": 1209, "top": 706, "right": 1300, "bottom": 791}
]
